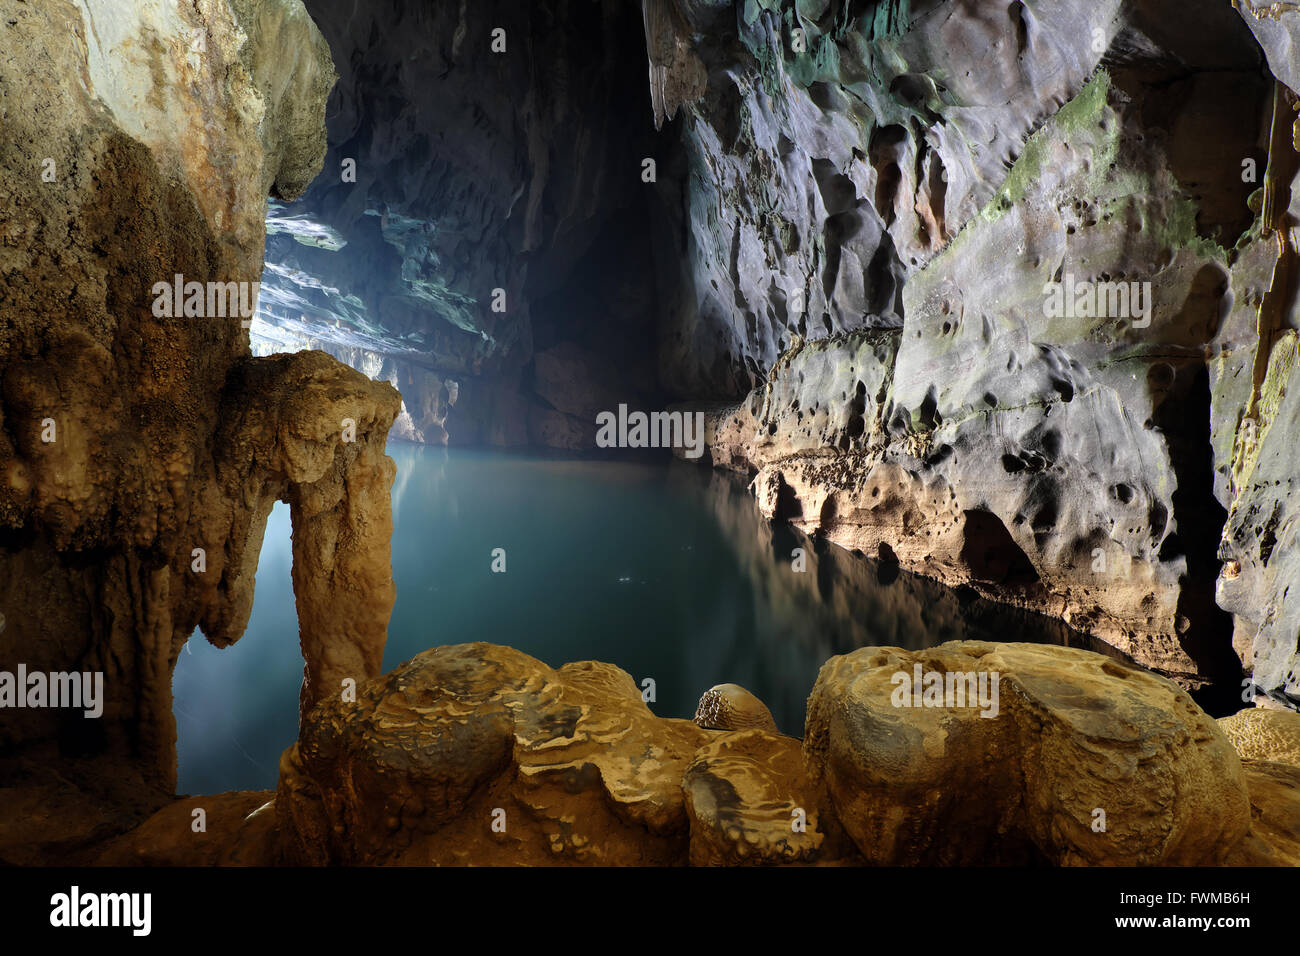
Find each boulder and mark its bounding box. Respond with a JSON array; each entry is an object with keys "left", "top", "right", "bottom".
[
  {"left": 683, "top": 730, "right": 855, "bottom": 865},
  {"left": 804, "top": 641, "right": 1251, "bottom": 865},
  {"left": 274, "top": 639, "right": 1277, "bottom": 867}
]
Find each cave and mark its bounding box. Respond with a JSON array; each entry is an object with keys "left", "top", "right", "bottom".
[{"left": 1, "top": 0, "right": 1299, "bottom": 900}]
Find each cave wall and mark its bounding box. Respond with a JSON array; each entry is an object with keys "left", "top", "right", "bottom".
[
  {"left": 1212, "top": 0, "right": 1300, "bottom": 711},
  {"left": 0, "top": 0, "right": 399, "bottom": 860},
  {"left": 654, "top": 0, "right": 1295, "bottom": 706}
]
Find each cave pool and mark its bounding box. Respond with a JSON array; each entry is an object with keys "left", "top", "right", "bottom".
[{"left": 172, "top": 442, "right": 1098, "bottom": 794}]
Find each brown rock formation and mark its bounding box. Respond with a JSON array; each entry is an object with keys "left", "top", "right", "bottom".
[
  {"left": 682, "top": 730, "right": 855, "bottom": 866},
  {"left": 694, "top": 683, "right": 779, "bottom": 733},
  {"left": 209, "top": 352, "right": 400, "bottom": 721},
  {"left": 804, "top": 642, "right": 1251, "bottom": 866},
  {"left": 1218, "top": 708, "right": 1300, "bottom": 766},
  {"left": 92, "top": 791, "right": 280, "bottom": 867},
  {"left": 1217, "top": 710, "right": 1300, "bottom": 866},
  {"left": 270, "top": 640, "right": 1289, "bottom": 867},
  {"left": 276, "top": 643, "right": 712, "bottom": 865},
  {"left": 0, "top": 0, "right": 400, "bottom": 864},
  {"left": 1223, "top": 762, "right": 1300, "bottom": 866}
]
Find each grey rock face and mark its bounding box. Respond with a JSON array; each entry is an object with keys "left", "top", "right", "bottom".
[
  {"left": 686, "top": 14, "right": 1268, "bottom": 696},
  {"left": 653, "top": 0, "right": 1139, "bottom": 397},
  {"left": 1210, "top": 0, "right": 1300, "bottom": 707},
  {"left": 228, "top": 0, "right": 337, "bottom": 200},
  {"left": 1216, "top": 339, "right": 1300, "bottom": 706}
]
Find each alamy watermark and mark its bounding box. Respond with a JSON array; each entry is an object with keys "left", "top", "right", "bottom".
[
  {"left": 595, "top": 405, "right": 706, "bottom": 459},
  {"left": 0, "top": 665, "right": 103, "bottom": 717},
  {"left": 1043, "top": 274, "right": 1152, "bottom": 328},
  {"left": 890, "top": 664, "right": 1000, "bottom": 718},
  {"left": 50, "top": 886, "right": 150, "bottom": 936},
  {"left": 151, "top": 274, "right": 260, "bottom": 325}
]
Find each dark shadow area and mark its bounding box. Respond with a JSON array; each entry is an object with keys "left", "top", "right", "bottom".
[{"left": 960, "top": 509, "right": 1042, "bottom": 588}]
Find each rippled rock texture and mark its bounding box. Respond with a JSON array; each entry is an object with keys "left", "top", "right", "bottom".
[
  {"left": 277, "top": 643, "right": 722, "bottom": 865},
  {"left": 1218, "top": 707, "right": 1300, "bottom": 766},
  {"left": 270, "top": 640, "right": 1287, "bottom": 866},
  {"left": 1218, "top": 708, "right": 1300, "bottom": 865},
  {"left": 0, "top": 0, "right": 399, "bottom": 860}
]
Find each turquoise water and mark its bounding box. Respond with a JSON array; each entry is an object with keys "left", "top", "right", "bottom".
[{"left": 173, "top": 443, "right": 1092, "bottom": 795}]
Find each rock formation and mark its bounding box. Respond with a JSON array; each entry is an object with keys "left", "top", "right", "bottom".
[
  {"left": 263, "top": 641, "right": 1282, "bottom": 866},
  {"left": 92, "top": 791, "right": 280, "bottom": 867},
  {"left": 1218, "top": 708, "right": 1300, "bottom": 866},
  {"left": 277, "top": 643, "right": 717, "bottom": 865},
  {"left": 1218, "top": 707, "right": 1300, "bottom": 765},
  {"left": 0, "top": 0, "right": 398, "bottom": 862},
  {"left": 682, "top": 730, "right": 840, "bottom": 865},
  {"left": 60, "top": 640, "right": 1300, "bottom": 868},
  {"left": 4, "top": 0, "right": 1300, "bottom": 871},
  {"left": 805, "top": 642, "right": 1249, "bottom": 865},
  {"left": 694, "top": 682, "right": 780, "bottom": 732}
]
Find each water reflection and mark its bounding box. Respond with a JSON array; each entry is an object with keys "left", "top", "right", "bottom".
[
  {"left": 173, "top": 502, "right": 302, "bottom": 795},
  {"left": 661, "top": 463, "right": 1121, "bottom": 733}
]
